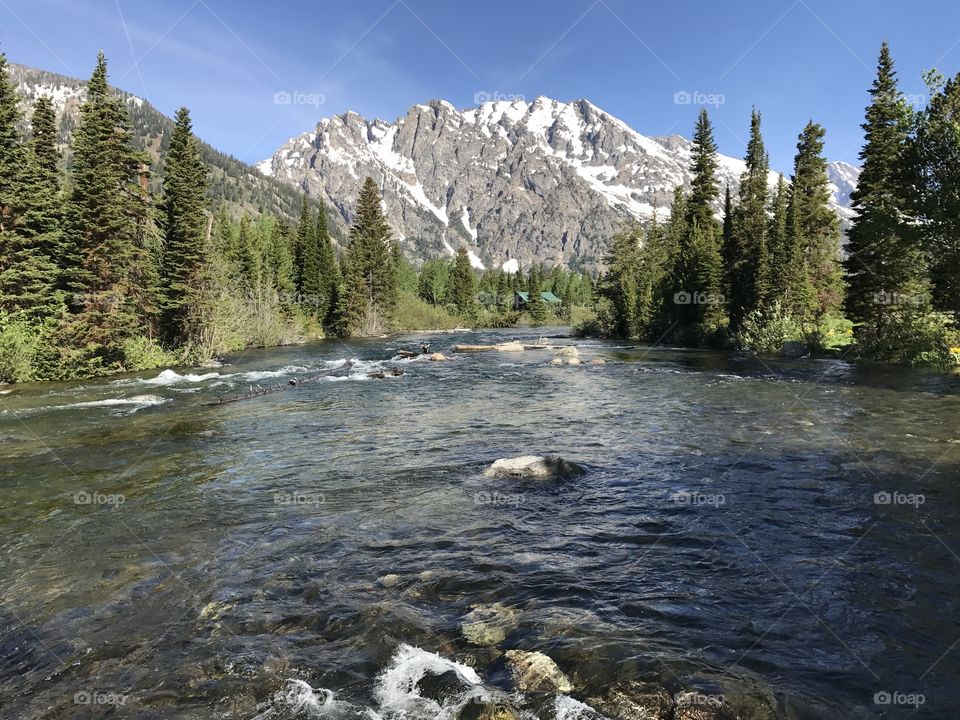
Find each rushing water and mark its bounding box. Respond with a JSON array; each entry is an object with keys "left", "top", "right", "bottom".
[{"left": 1, "top": 328, "right": 959, "bottom": 719}]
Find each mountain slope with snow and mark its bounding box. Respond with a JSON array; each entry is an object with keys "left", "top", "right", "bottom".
[{"left": 261, "top": 97, "right": 857, "bottom": 271}]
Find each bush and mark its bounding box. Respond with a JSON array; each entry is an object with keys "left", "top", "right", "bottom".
[
  {"left": 121, "top": 336, "right": 176, "bottom": 372},
  {"left": 393, "top": 291, "right": 460, "bottom": 331},
  {"left": 735, "top": 302, "right": 804, "bottom": 353},
  {"left": 0, "top": 318, "right": 41, "bottom": 383},
  {"left": 855, "top": 309, "right": 957, "bottom": 368}
]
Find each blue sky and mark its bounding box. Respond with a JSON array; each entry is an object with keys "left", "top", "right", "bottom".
[{"left": 2, "top": 0, "right": 959, "bottom": 171}]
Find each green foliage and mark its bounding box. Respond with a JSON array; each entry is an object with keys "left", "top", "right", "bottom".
[
  {"left": 392, "top": 289, "right": 459, "bottom": 331},
  {"left": 0, "top": 316, "right": 41, "bottom": 383},
  {"left": 334, "top": 177, "right": 398, "bottom": 336},
  {"left": 159, "top": 106, "right": 209, "bottom": 343},
  {"left": 120, "top": 334, "right": 176, "bottom": 371},
  {"left": 844, "top": 42, "right": 922, "bottom": 325},
  {"left": 854, "top": 308, "right": 957, "bottom": 367},
  {"left": 735, "top": 301, "right": 803, "bottom": 353},
  {"left": 446, "top": 247, "right": 477, "bottom": 317}
]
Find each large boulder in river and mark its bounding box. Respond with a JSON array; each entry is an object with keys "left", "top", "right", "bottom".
[
  {"left": 589, "top": 681, "right": 674, "bottom": 720},
  {"left": 483, "top": 455, "right": 584, "bottom": 480},
  {"left": 556, "top": 345, "right": 580, "bottom": 358},
  {"left": 504, "top": 649, "right": 573, "bottom": 693}
]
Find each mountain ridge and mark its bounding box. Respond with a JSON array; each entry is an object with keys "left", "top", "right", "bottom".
[{"left": 260, "top": 95, "right": 859, "bottom": 271}]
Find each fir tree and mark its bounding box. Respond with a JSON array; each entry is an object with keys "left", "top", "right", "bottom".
[
  {"left": 447, "top": 246, "right": 476, "bottom": 316},
  {"left": 338, "top": 177, "right": 396, "bottom": 334},
  {"left": 159, "top": 107, "right": 209, "bottom": 344},
  {"left": 910, "top": 70, "right": 960, "bottom": 313},
  {"left": 843, "top": 42, "right": 919, "bottom": 324},
  {"left": 0, "top": 60, "right": 59, "bottom": 320},
  {"left": 790, "top": 121, "right": 843, "bottom": 318},
  {"left": 62, "top": 52, "right": 160, "bottom": 366},
  {"left": 315, "top": 203, "right": 338, "bottom": 320},
  {"left": 526, "top": 263, "right": 549, "bottom": 325},
  {"left": 728, "top": 109, "right": 771, "bottom": 330},
  {"left": 766, "top": 174, "right": 790, "bottom": 300},
  {"left": 298, "top": 201, "right": 322, "bottom": 310}
]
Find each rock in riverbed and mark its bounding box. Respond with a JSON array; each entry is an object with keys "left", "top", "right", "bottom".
[
  {"left": 567, "top": 357, "right": 582, "bottom": 366},
  {"left": 590, "top": 681, "right": 674, "bottom": 720},
  {"left": 779, "top": 341, "right": 810, "bottom": 358},
  {"left": 556, "top": 346, "right": 580, "bottom": 358},
  {"left": 461, "top": 603, "right": 520, "bottom": 646},
  {"left": 483, "top": 455, "right": 584, "bottom": 480},
  {"left": 429, "top": 353, "right": 450, "bottom": 361},
  {"left": 504, "top": 649, "right": 573, "bottom": 693}
]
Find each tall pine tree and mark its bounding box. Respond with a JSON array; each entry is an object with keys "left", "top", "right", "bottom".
[
  {"left": 843, "top": 42, "right": 919, "bottom": 324},
  {"left": 728, "top": 109, "right": 771, "bottom": 330},
  {"left": 159, "top": 107, "right": 209, "bottom": 344}
]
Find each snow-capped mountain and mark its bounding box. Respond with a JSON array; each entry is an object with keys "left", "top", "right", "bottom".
[
  {"left": 9, "top": 63, "right": 314, "bottom": 225},
  {"left": 826, "top": 160, "right": 861, "bottom": 220},
  {"left": 260, "top": 96, "right": 858, "bottom": 271}
]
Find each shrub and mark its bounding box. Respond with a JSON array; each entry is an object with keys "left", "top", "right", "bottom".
[
  {"left": 0, "top": 318, "right": 41, "bottom": 383},
  {"left": 735, "top": 301, "right": 803, "bottom": 353},
  {"left": 121, "top": 336, "right": 176, "bottom": 372},
  {"left": 855, "top": 309, "right": 957, "bottom": 368}
]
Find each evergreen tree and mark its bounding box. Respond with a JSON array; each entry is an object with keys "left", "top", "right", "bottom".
[
  {"left": 292, "top": 196, "right": 310, "bottom": 294},
  {"left": 338, "top": 177, "right": 396, "bottom": 334},
  {"left": 843, "top": 42, "right": 919, "bottom": 324},
  {"left": 721, "top": 184, "right": 735, "bottom": 297},
  {"left": 62, "top": 52, "right": 160, "bottom": 366},
  {"left": 728, "top": 109, "right": 771, "bottom": 330},
  {"left": 159, "top": 107, "right": 209, "bottom": 344},
  {"left": 600, "top": 226, "right": 641, "bottom": 337},
  {"left": 447, "top": 246, "right": 477, "bottom": 316},
  {"left": 0, "top": 60, "right": 59, "bottom": 321},
  {"left": 766, "top": 174, "right": 790, "bottom": 300},
  {"left": 315, "top": 204, "right": 338, "bottom": 320},
  {"left": 298, "top": 201, "right": 322, "bottom": 310},
  {"left": 526, "top": 263, "right": 549, "bottom": 325},
  {"left": 790, "top": 121, "right": 844, "bottom": 318},
  {"left": 666, "top": 109, "right": 724, "bottom": 331},
  {"left": 910, "top": 70, "right": 960, "bottom": 313}
]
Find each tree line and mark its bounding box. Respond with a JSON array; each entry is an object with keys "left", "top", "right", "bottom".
[
  {"left": 0, "top": 52, "right": 593, "bottom": 382},
  {"left": 594, "top": 42, "right": 959, "bottom": 367}
]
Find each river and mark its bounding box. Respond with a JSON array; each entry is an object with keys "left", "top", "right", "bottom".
[{"left": 1, "top": 328, "right": 958, "bottom": 719}]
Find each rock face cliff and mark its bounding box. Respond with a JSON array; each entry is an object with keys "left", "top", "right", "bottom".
[{"left": 260, "top": 96, "right": 857, "bottom": 271}]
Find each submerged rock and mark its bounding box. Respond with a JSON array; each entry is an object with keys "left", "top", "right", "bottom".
[
  {"left": 377, "top": 573, "right": 401, "bottom": 588},
  {"left": 779, "top": 341, "right": 810, "bottom": 358},
  {"left": 549, "top": 358, "right": 564, "bottom": 366},
  {"left": 590, "top": 681, "right": 674, "bottom": 720},
  {"left": 504, "top": 649, "right": 573, "bottom": 693},
  {"left": 482, "top": 455, "right": 584, "bottom": 480},
  {"left": 589, "top": 358, "right": 606, "bottom": 365},
  {"left": 461, "top": 603, "right": 520, "bottom": 647},
  {"left": 567, "top": 357, "right": 582, "bottom": 366},
  {"left": 430, "top": 353, "right": 451, "bottom": 361}
]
